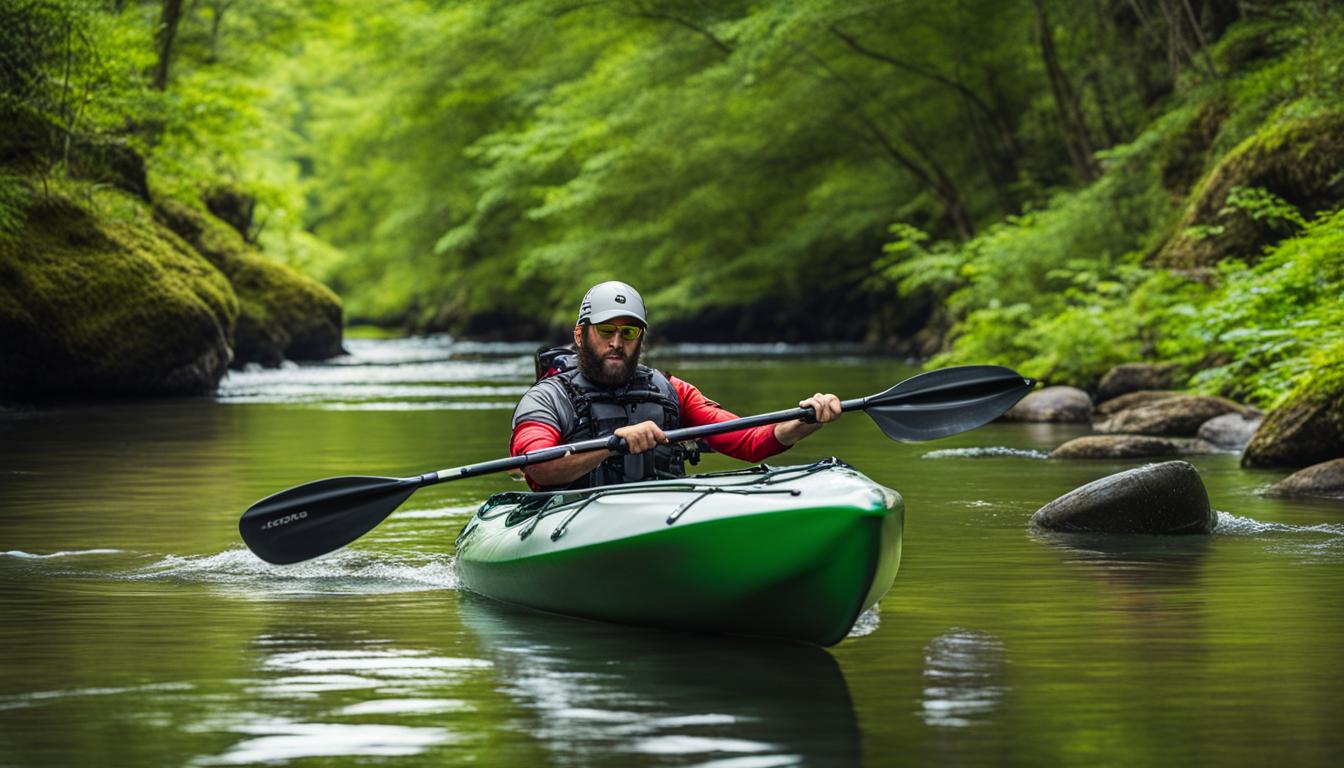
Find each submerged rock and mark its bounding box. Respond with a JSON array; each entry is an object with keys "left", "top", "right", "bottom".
[
  {"left": 1002, "top": 386, "right": 1092, "bottom": 423},
  {"left": 1095, "top": 363, "right": 1180, "bottom": 403},
  {"left": 1051, "top": 435, "right": 1216, "bottom": 459},
  {"left": 1095, "top": 395, "right": 1247, "bottom": 437},
  {"left": 0, "top": 191, "right": 236, "bottom": 398},
  {"left": 1266, "top": 459, "right": 1344, "bottom": 499},
  {"left": 1198, "top": 412, "right": 1263, "bottom": 450},
  {"left": 1094, "top": 389, "right": 1185, "bottom": 416},
  {"left": 155, "top": 199, "right": 344, "bottom": 367},
  {"left": 1031, "top": 461, "right": 1216, "bottom": 534},
  {"left": 1242, "top": 364, "right": 1344, "bottom": 468}
]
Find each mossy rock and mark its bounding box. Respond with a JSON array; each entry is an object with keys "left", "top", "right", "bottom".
[
  {"left": 203, "top": 186, "right": 255, "bottom": 242},
  {"left": 0, "top": 190, "right": 237, "bottom": 397},
  {"left": 1242, "top": 359, "right": 1344, "bottom": 468},
  {"left": 155, "top": 199, "right": 344, "bottom": 367},
  {"left": 1154, "top": 111, "right": 1344, "bottom": 267},
  {"left": 1157, "top": 99, "right": 1228, "bottom": 196}
]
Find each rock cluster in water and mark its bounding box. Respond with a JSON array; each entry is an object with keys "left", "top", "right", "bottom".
[
  {"left": 1031, "top": 461, "right": 1216, "bottom": 534},
  {"left": 1007, "top": 361, "right": 1343, "bottom": 503},
  {"left": 1093, "top": 395, "right": 1249, "bottom": 437}
]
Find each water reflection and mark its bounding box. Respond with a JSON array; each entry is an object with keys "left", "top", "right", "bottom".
[
  {"left": 195, "top": 721, "right": 455, "bottom": 765},
  {"left": 1030, "top": 530, "right": 1214, "bottom": 589},
  {"left": 457, "top": 595, "right": 861, "bottom": 767},
  {"left": 193, "top": 634, "right": 492, "bottom": 766},
  {"left": 1030, "top": 530, "right": 1214, "bottom": 659},
  {"left": 919, "top": 629, "right": 1007, "bottom": 728}
]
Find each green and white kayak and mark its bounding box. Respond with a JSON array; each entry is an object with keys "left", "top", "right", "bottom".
[{"left": 453, "top": 458, "right": 902, "bottom": 646}]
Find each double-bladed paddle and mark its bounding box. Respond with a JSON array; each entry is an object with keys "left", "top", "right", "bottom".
[{"left": 239, "top": 364, "right": 1034, "bottom": 564}]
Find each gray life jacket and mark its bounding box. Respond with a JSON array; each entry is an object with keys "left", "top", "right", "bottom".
[{"left": 550, "top": 365, "right": 687, "bottom": 491}]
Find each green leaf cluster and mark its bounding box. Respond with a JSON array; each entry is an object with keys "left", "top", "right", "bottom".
[{"left": 286, "top": 0, "right": 1178, "bottom": 334}]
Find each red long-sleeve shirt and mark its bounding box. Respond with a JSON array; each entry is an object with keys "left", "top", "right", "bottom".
[{"left": 510, "top": 375, "right": 789, "bottom": 489}]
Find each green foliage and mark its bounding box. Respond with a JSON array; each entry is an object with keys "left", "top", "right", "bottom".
[
  {"left": 0, "top": 173, "right": 33, "bottom": 239},
  {"left": 1175, "top": 210, "right": 1344, "bottom": 406},
  {"left": 0, "top": 0, "right": 330, "bottom": 280},
  {"left": 870, "top": 223, "right": 963, "bottom": 298},
  {"left": 288, "top": 0, "right": 1209, "bottom": 332},
  {"left": 893, "top": 6, "right": 1344, "bottom": 402},
  {"left": 1219, "top": 185, "right": 1307, "bottom": 230}
]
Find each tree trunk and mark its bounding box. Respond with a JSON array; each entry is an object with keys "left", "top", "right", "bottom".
[
  {"left": 1179, "top": 0, "right": 1220, "bottom": 77},
  {"left": 829, "top": 25, "right": 1023, "bottom": 159},
  {"left": 1032, "top": 0, "right": 1100, "bottom": 181},
  {"left": 790, "top": 42, "right": 976, "bottom": 239},
  {"left": 208, "top": 5, "right": 225, "bottom": 62},
  {"left": 152, "top": 0, "right": 183, "bottom": 91}
]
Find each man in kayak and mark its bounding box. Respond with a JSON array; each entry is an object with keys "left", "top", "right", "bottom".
[{"left": 511, "top": 281, "right": 842, "bottom": 491}]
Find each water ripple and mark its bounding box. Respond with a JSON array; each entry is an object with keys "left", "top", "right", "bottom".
[
  {"left": 2, "top": 548, "right": 124, "bottom": 559},
  {"left": 192, "top": 720, "right": 454, "bottom": 765},
  {"left": 847, "top": 604, "right": 881, "bottom": 638},
  {"left": 922, "top": 447, "right": 1051, "bottom": 460},
  {"left": 216, "top": 334, "right": 532, "bottom": 410},
  {"left": 1214, "top": 511, "right": 1344, "bottom": 537},
  {"left": 127, "top": 548, "right": 460, "bottom": 594}
]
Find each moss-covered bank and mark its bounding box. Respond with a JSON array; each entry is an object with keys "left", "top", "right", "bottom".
[
  {"left": 0, "top": 179, "right": 345, "bottom": 400},
  {"left": 1156, "top": 111, "right": 1344, "bottom": 267},
  {"left": 0, "top": 186, "right": 236, "bottom": 397},
  {"left": 155, "top": 200, "right": 344, "bottom": 367}
]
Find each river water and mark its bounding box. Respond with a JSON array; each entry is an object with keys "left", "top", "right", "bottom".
[{"left": 2, "top": 337, "right": 1341, "bottom": 767}]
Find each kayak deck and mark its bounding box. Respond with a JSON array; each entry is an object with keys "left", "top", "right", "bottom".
[{"left": 454, "top": 458, "right": 903, "bottom": 645}]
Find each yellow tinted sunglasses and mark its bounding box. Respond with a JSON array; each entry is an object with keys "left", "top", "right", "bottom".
[{"left": 593, "top": 323, "right": 644, "bottom": 341}]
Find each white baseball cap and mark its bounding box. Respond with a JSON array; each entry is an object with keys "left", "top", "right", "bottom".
[{"left": 577, "top": 281, "right": 647, "bottom": 326}]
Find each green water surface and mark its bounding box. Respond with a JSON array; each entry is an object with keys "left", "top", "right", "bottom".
[{"left": 2, "top": 341, "right": 1341, "bottom": 767}]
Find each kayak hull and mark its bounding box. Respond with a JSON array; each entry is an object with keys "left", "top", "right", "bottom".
[{"left": 454, "top": 458, "right": 903, "bottom": 645}]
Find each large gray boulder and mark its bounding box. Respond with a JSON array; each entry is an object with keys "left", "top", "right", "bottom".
[
  {"left": 1095, "top": 363, "right": 1180, "bottom": 402},
  {"left": 1266, "top": 459, "right": 1344, "bottom": 499},
  {"left": 1095, "top": 395, "right": 1248, "bottom": 437},
  {"left": 1094, "top": 390, "right": 1185, "bottom": 416},
  {"left": 1002, "top": 386, "right": 1092, "bottom": 423},
  {"left": 1198, "top": 412, "right": 1263, "bottom": 450},
  {"left": 1051, "top": 435, "right": 1215, "bottom": 459},
  {"left": 1031, "top": 461, "right": 1216, "bottom": 534}
]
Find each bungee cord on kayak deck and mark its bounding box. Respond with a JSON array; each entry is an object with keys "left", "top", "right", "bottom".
[{"left": 469, "top": 459, "right": 848, "bottom": 540}]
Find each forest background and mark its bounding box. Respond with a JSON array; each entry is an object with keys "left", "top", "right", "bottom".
[{"left": 1, "top": 0, "right": 1341, "bottom": 411}]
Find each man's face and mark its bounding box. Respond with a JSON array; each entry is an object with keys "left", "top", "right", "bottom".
[{"left": 574, "top": 316, "right": 644, "bottom": 386}]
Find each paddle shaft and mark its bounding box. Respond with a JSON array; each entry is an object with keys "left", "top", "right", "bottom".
[
  {"left": 239, "top": 364, "right": 1032, "bottom": 565},
  {"left": 416, "top": 400, "right": 854, "bottom": 488}
]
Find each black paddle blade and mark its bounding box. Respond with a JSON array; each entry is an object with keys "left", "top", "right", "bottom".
[
  {"left": 865, "top": 365, "right": 1034, "bottom": 442},
  {"left": 239, "top": 475, "right": 421, "bottom": 565}
]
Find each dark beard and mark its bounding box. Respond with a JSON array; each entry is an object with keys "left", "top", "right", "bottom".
[{"left": 577, "top": 332, "right": 642, "bottom": 386}]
